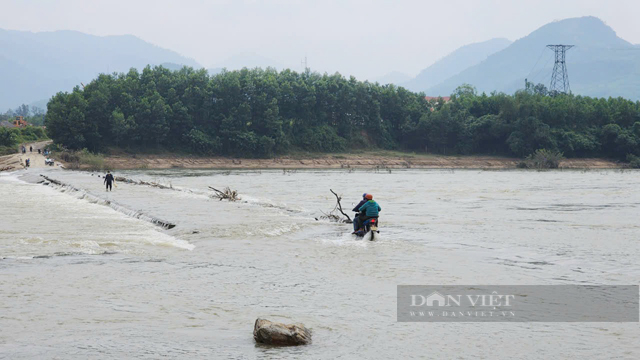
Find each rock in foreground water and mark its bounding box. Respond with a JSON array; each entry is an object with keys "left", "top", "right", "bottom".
[{"left": 253, "top": 318, "right": 311, "bottom": 346}]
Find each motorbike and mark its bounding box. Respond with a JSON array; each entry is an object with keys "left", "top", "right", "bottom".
[{"left": 353, "top": 214, "right": 380, "bottom": 241}]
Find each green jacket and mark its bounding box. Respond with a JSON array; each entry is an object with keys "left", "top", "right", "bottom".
[{"left": 359, "top": 200, "right": 381, "bottom": 217}]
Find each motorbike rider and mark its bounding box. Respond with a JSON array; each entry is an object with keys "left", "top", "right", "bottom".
[
  {"left": 354, "top": 194, "right": 381, "bottom": 234},
  {"left": 352, "top": 193, "right": 369, "bottom": 233}
]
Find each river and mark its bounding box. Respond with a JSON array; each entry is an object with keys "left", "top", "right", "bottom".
[{"left": 1, "top": 168, "right": 639, "bottom": 359}]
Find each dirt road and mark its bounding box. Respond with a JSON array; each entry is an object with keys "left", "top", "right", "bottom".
[{"left": 0, "top": 140, "right": 57, "bottom": 172}]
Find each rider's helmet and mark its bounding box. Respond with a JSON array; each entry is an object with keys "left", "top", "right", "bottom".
[
  {"left": 365, "top": 194, "right": 373, "bottom": 200},
  {"left": 362, "top": 193, "right": 368, "bottom": 199}
]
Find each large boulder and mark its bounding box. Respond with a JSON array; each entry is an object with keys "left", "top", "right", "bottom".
[{"left": 253, "top": 318, "right": 312, "bottom": 346}]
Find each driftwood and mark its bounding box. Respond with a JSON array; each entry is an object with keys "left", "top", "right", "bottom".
[
  {"left": 138, "top": 180, "right": 173, "bottom": 189},
  {"left": 208, "top": 186, "right": 240, "bottom": 201},
  {"left": 330, "top": 189, "right": 352, "bottom": 222},
  {"left": 115, "top": 176, "right": 173, "bottom": 189},
  {"left": 253, "top": 318, "right": 311, "bottom": 346},
  {"left": 317, "top": 189, "right": 352, "bottom": 223},
  {"left": 113, "top": 176, "right": 240, "bottom": 203}
]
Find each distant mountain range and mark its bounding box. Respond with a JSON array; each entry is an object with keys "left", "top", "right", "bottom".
[
  {"left": 2, "top": 16, "right": 639, "bottom": 111},
  {"left": 419, "top": 16, "right": 640, "bottom": 100},
  {"left": 401, "top": 38, "right": 512, "bottom": 92},
  {"left": 0, "top": 29, "right": 200, "bottom": 110}
]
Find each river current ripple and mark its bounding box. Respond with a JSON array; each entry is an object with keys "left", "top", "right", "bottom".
[{"left": 1, "top": 169, "right": 639, "bottom": 359}]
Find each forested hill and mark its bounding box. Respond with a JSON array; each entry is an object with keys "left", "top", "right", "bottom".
[
  {"left": 45, "top": 66, "right": 640, "bottom": 162},
  {"left": 402, "top": 38, "right": 512, "bottom": 92},
  {"left": 426, "top": 17, "right": 640, "bottom": 100}
]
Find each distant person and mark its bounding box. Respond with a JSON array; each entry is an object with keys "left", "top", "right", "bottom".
[
  {"left": 25, "top": 158, "right": 30, "bottom": 168},
  {"left": 29, "top": 146, "right": 32, "bottom": 152},
  {"left": 351, "top": 193, "right": 369, "bottom": 233},
  {"left": 38, "top": 149, "right": 41, "bottom": 154},
  {"left": 104, "top": 171, "right": 115, "bottom": 191},
  {"left": 356, "top": 194, "right": 381, "bottom": 231}
]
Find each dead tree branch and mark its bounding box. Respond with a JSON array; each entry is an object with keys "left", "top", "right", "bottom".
[
  {"left": 114, "top": 176, "right": 173, "bottom": 189},
  {"left": 208, "top": 186, "right": 240, "bottom": 201},
  {"left": 327, "top": 189, "right": 352, "bottom": 223},
  {"left": 330, "top": 189, "right": 352, "bottom": 222}
]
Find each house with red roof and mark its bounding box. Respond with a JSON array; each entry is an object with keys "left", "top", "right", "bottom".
[{"left": 424, "top": 96, "right": 451, "bottom": 103}]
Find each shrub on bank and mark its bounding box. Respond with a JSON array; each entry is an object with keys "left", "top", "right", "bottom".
[
  {"left": 627, "top": 154, "right": 640, "bottom": 169},
  {"left": 0, "top": 146, "right": 16, "bottom": 156},
  {"left": 57, "top": 148, "right": 105, "bottom": 170},
  {"left": 0, "top": 127, "right": 48, "bottom": 148},
  {"left": 518, "top": 149, "right": 564, "bottom": 169}
]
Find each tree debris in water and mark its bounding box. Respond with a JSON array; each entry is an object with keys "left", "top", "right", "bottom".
[
  {"left": 317, "top": 189, "right": 352, "bottom": 223},
  {"left": 115, "top": 176, "right": 173, "bottom": 189},
  {"left": 208, "top": 186, "right": 241, "bottom": 201}
]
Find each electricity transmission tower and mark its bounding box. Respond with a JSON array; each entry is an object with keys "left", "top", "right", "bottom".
[{"left": 546, "top": 45, "right": 574, "bottom": 94}]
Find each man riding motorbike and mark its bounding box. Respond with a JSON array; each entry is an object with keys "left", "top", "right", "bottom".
[
  {"left": 352, "top": 193, "right": 369, "bottom": 234},
  {"left": 353, "top": 193, "right": 381, "bottom": 234}
]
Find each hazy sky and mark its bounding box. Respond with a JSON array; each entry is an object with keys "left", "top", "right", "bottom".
[{"left": 2, "top": 0, "right": 639, "bottom": 80}]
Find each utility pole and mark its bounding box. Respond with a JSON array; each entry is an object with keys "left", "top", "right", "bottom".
[
  {"left": 546, "top": 45, "right": 574, "bottom": 94},
  {"left": 301, "top": 56, "right": 308, "bottom": 72}
]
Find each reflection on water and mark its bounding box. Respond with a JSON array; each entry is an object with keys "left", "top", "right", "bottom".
[{"left": 1, "top": 169, "right": 639, "bottom": 359}]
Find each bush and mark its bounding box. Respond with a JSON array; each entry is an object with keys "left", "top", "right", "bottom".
[
  {"left": 77, "top": 149, "right": 105, "bottom": 170},
  {"left": 520, "top": 149, "right": 564, "bottom": 169},
  {"left": 627, "top": 154, "right": 640, "bottom": 169},
  {"left": 47, "top": 143, "right": 65, "bottom": 152},
  {"left": 0, "top": 127, "right": 48, "bottom": 148},
  {"left": 0, "top": 146, "right": 17, "bottom": 156},
  {"left": 19, "top": 126, "right": 47, "bottom": 141},
  {"left": 58, "top": 149, "right": 105, "bottom": 170},
  {"left": 0, "top": 128, "right": 18, "bottom": 147},
  {"left": 58, "top": 151, "right": 80, "bottom": 163}
]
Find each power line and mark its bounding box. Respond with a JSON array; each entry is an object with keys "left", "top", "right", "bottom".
[
  {"left": 529, "top": 52, "right": 554, "bottom": 85},
  {"left": 525, "top": 47, "right": 547, "bottom": 79}
]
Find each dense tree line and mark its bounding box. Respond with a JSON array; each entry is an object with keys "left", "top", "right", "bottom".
[{"left": 45, "top": 66, "right": 640, "bottom": 160}]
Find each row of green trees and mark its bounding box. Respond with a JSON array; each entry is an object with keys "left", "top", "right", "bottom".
[{"left": 45, "top": 66, "right": 640, "bottom": 160}]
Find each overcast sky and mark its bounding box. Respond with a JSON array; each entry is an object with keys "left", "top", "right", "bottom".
[{"left": 2, "top": 0, "right": 639, "bottom": 80}]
